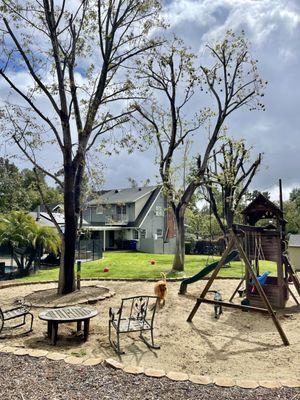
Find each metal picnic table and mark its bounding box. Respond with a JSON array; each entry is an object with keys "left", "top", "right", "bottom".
[{"left": 39, "top": 306, "right": 98, "bottom": 345}]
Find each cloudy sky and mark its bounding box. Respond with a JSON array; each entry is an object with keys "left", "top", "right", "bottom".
[
  {"left": 102, "top": 0, "right": 300, "bottom": 200},
  {"left": 0, "top": 0, "right": 299, "bottom": 200}
]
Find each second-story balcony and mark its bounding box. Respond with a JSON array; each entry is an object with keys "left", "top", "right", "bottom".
[{"left": 105, "top": 214, "right": 129, "bottom": 225}]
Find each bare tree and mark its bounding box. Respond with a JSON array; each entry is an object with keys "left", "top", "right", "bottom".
[
  {"left": 133, "top": 31, "right": 266, "bottom": 271},
  {"left": 0, "top": 0, "right": 162, "bottom": 293},
  {"left": 204, "top": 137, "right": 262, "bottom": 236}
]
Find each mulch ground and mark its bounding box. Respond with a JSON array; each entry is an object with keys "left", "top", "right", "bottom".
[{"left": 0, "top": 353, "right": 299, "bottom": 400}]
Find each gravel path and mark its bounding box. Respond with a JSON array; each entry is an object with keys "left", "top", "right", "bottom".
[{"left": 0, "top": 353, "right": 299, "bottom": 400}]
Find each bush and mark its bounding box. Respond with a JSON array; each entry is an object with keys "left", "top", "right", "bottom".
[{"left": 185, "top": 241, "right": 196, "bottom": 255}]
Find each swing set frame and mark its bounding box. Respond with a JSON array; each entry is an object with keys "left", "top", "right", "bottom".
[
  {"left": 187, "top": 228, "right": 290, "bottom": 346},
  {"left": 187, "top": 192, "right": 300, "bottom": 346}
]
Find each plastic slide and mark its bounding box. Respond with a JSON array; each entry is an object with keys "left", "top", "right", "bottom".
[{"left": 179, "top": 250, "right": 239, "bottom": 294}]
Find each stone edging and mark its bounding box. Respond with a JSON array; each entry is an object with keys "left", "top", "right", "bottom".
[
  {"left": 0, "top": 275, "right": 242, "bottom": 289},
  {"left": 0, "top": 345, "right": 299, "bottom": 389},
  {"left": 25, "top": 286, "right": 115, "bottom": 308}
]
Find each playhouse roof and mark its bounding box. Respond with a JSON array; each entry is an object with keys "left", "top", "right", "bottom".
[{"left": 242, "top": 193, "right": 284, "bottom": 225}]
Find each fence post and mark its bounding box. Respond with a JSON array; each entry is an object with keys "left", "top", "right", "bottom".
[{"left": 77, "top": 261, "right": 81, "bottom": 290}]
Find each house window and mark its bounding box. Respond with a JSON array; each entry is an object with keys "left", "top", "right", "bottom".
[
  {"left": 155, "top": 205, "right": 164, "bottom": 216},
  {"left": 140, "top": 229, "right": 146, "bottom": 239},
  {"left": 116, "top": 205, "right": 126, "bottom": 215},
  {"left": 133, "top": 230, "right": 139, "bottom": 240},
  {"left": 96, "top": 205, "right": 103, "bottom": 214},
  {"left": 89, "top": 206, "right": 96, "bottom": 221},
  {"left": 156, "top": 229, "right": 163, "bottom": 237}
]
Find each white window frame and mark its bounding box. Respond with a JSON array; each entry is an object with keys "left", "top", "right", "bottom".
[
  {"left": 133, "top": 229, "right": 139, "bottom": 240},
  {"left": 89, "top": 206, "right": 97, "bottom": 221},
  {"left": 96, "top": 205, "right": 103, "bottom": 214},
  {"left": 155, "top": 205, "right": 164, "bottom": 217},
  {"left": 156, "top": 228, "right": 163, "bottom": 238},
  {"left": 140, "top": 229, "right": 147, "bottom": 239},
  {"left": 116, "top": 205, "right": 126, "bottom": 215}
]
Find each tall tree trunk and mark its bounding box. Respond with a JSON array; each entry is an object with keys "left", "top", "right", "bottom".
[
  {"left": 226, "top": 210, "right": 234, "bottom": 231},
  {"left": 172, "top": 207, "right": 185, "bottom": 272},
  {"left": 58, "top": 236, "right": 65, "bottom": 292},
  {"left": 58, "top": 165, "right": 77, "bottom": 294}
]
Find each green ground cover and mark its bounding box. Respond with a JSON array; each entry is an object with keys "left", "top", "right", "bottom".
[{"left": 19, "top": 251, "right": 277, "bottom": 282}]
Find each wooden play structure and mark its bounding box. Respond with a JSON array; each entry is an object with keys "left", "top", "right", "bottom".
[{"left": 186, "top": 192, "right": 300, "bottom": 346}]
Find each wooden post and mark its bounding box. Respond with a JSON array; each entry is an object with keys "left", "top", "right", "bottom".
[
  {"left": 279, "top": 178, "right": 283, "bottom": 213},
  {"left": 77, "top": 261, "right": 81, "bottom": 291},
  {"left": 229, "top": 275, "right": 246, "bottom": 302},
  {"left": 234, "top": 232, "right": 289, "bottom": 346},
  {"left": 187, "top": 238, "right": 235, "bottom": 322}
]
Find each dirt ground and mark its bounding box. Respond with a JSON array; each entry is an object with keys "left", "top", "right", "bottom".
[
  {"left": 0, "top": 279, "right": 299, "bottom": 381},
  {"left": 25, "top": 285, "right": 112, "bottom": 307}
]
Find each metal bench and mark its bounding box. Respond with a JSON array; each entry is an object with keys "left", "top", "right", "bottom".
[
  {"left": 109, "top": 295, "right": 160, "bottom": 354},
  {"left": 0, "top": 300, "right": 34, "bottom": 334}
]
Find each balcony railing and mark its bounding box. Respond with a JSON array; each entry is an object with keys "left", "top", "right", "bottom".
[{"left": 105, "top": 215, "right": 129, "bottom": 225}]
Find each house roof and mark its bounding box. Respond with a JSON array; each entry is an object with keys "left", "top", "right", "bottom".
[
  {"left": 34, "top": 204, "right": 63, "bottom": 213},
  {"left": 129, "top": 186, "right": 162, "bottom": 228},
  {"left": 30, "top": 211, "right": 88, "bottom": 228},
  {"left": 289, "top": 234, "right": 300, "bottom": 248},
  {"left": 87, "top": 186, "right": 159, "bottom": 205},
  {"left": 29, "top": 212, "right": 64, "bottom": 228}
]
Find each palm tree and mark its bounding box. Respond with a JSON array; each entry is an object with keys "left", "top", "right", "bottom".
[{"left": 0, "top": 211, "right": 60, "bottom": 275}]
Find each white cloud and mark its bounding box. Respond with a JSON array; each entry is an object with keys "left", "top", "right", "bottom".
[{"left": 1, "top": 0, "right": 300, "bottom": 197}]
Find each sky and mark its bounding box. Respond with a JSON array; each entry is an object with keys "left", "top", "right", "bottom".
[
  {"left": 0, "top": 0, "right": 299, "bottom": 201},
  {"left": 102, "top": 0, "right": 300, "bottom": 200}
]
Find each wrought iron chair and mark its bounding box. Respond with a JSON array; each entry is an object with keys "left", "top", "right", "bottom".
[
  {"left": 109, "top": 295, "right": 160, "bottom": 354},
  {"left": 0, "top": 299, "right": 34, "bottom": 335}
]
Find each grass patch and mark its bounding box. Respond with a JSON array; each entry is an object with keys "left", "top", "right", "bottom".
[{"left": 18, "top": 251, "right": 277, "bottom": 282}]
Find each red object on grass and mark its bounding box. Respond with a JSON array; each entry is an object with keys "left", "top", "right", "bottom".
[
  {"left": 150, "top": 260, "right": 156, "bottom": 265},
  {"left": 103, "top": 267, "right": 109, "bottom": 273}
]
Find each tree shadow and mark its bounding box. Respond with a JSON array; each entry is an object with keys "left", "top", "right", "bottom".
[{"left": 188, "top": 321, "right": 282, "bottom": 360}]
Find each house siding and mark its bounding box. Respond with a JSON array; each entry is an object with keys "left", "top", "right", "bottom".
[
  {"left": 288, "top": 246, "right": 300, "bottom": 271},
  {"left": 139, "top": 192, "right": 165, "bottom": 238},
  {"left": 83, "top": 203, "right": 135, "bottom": 225},
  {"left": 138, "top": 237, "right": 176, "bottom": 254},
  {"left": 81, "top": 186, "right": 176, "bottom": 254}
]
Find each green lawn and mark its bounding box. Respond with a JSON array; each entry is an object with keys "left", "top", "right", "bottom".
[{"left": 19, "top": 251, "right": 277, "bottom": 282}]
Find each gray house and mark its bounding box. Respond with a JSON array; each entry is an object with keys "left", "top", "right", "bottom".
[
  {"left": 288, "top": 234, "right": 300, "bottom": 271},
  {"left": 82, "top": 185, "right": 176, "bottom": 254}
]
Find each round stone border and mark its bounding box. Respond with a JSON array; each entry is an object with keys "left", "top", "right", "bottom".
[
  {"left": 1, "top": 346, "right": 300, "bottom": 389},
  {"left": 24, "top": 285, "right": 115, "bottom": 308},
  {"left": 0, "top": 275, "right": 243, "bottom": 290}
]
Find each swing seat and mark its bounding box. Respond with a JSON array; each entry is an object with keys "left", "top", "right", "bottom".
[{"left": 251, "top": 271, "right": 270, "bottom": 293}]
